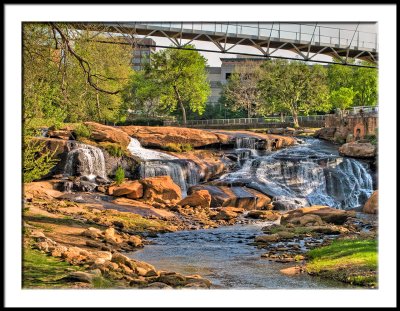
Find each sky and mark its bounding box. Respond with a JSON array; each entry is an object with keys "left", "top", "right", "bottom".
[{"left": 143, "top": 22, "right": 377, "bottom": 67}]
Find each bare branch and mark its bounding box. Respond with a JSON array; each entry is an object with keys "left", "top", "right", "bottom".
[{"left": 49, "top": 22, "right": 121, "bottom": 95}]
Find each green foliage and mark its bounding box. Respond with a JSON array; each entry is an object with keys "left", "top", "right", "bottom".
[
  {"left": 144, "top": 45, "right": 211, "bottom": 124},
  {"left": 222, "top": 61, "right": 263, "bottom": 118},
  {"left": 306, "top": 238, "right": 377, "bottom": 287},
  {"left": 23, "top": 247, "right": 82, "bottom": 288},
  {"left": 114, "top": 166, "right": 125, "bottom": 185},
  {"left": 23, "top": 138, "right": 59, "bottom": 183},
  {"left": 163, "top": 143, "right": 193, "bottom": 153},
  {"left": 121, "top": 70, "right": 166, "bottom": 119},
  {"left": 100, "top": 142, "right": 124, "bottom": 157},
  {"left": 259, "top": 60, "right": 330, "bottom": 127},
  {"left": 73, "top": 123, "right": 91, "bottom": 139},
  {"left": 327, "top": 61, "right": 378, "bottom": 107},
  {"left": 23, "top": 23, "right": 133, "bottom": 126},
  {"left": 330, "top": 87, "right": 357, "bottom": 110},
  {"left": 180, "top": 143, "right": 194, "bottom": 152}
]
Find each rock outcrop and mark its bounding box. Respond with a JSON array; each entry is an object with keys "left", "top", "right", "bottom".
[
  {"left": 281, "top": 206, "right": 355, "bottom": 226},
  {"left": 338, "top": 141, "right": 376, "bottom": 158},
  {"left": 140, "top": 176, "right": 182, "bottom": 204},
  {"left": 118, "top": 126, "right": 221, "bottom": 148},
  {"left": 178, "top": 190, "right": 211, "bottom": 208},
  {"left": 85, "top": 122, "right": 131, "bottom": 148},
  {"left": 188, "top": 185, "right": 271, "bottom": 210},
  {"left": 109, "top": 181, "right": 144, "bottom": 199},
  {"left": 363, "top": 190, "right": 378, "bottom": 214}
]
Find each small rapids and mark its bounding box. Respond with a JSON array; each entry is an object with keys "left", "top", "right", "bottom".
[
  {"left": 127, "top": 138, "right": 200, "bottom": 196},
  {"left": 218, "top": 139, "right": 373, "bottom": 210}
]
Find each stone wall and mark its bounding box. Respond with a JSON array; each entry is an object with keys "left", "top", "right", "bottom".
[{"left": 320, "top": 114, "right": 378, "bottom": 143}]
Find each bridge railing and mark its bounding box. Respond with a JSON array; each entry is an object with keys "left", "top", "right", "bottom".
[
  {"left": 135, "top": 22, "right": 377, "bottom": 51},
  {"left": 163, "top": 115, "right": 327, "bottom": 127}
]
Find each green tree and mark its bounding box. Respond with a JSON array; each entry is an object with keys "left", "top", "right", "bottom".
[
  {"left": 352, "top": 64, "right": 378, "bottom": 107},
  {"left": 222, "top": 61, "right": 263, "bottom": 118},
  {"left": 330, "top": 87, "right": 357, "bottom": 110},
  {"left": 121, "top": 70, "right": 165, "bottom": 119},
  {"left": 145, "top": 46, "right": 211, "bottom": 125},
  {"left": 327, "top": 61, "right": 378, "bottom": 108},
  {"left": 259, "top": 60, "right": 330, "bottom": 127}
]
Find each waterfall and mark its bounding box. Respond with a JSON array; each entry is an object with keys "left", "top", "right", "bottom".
[
  {"left": 127, "top": 138, "right": 199, "bottom": 196},
  {"left": 140, "top": 160, "right": 200, "bottom": 197},
  {"left": 64, "top": 142, "right": 107, "bottom": 180},
  {"left": 235, "top": 137, "right": 257, "bottom": 149},
  {"left": 220, "top": 145, "right": 373, "bottom": 210},
  {"left": 127, "top": 138, "right": 178, "bottom": 160}
]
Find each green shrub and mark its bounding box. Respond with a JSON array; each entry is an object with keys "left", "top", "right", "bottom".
[
  {"left": 163, "top": 143, "right": 182, "bottom": 152},
  {"left": 73, "top": 123, "right": 91, "bottom": 140},
  {"left": 23, "top": 138, "right": 60, "bottom": 183},
  {"left": 114, "top": 166, "right": 125, "bottom": 185},
  {"left": 101, "top": 142, "right": 124, "bottom": 157},
  {"left": 163, "top": 143, "right": 194, "bottom": 153},
  {"left": 180, "top": 143, "right": 193, "bottom": 152}
]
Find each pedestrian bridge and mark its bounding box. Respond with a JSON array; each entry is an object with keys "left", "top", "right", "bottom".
[{"left": 71, "top": 22, "right": 378, "bottom": 66}]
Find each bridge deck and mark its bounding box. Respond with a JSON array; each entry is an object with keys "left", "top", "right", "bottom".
[{"left": 72, "top": 22, "right": 378, "bottom": 65}]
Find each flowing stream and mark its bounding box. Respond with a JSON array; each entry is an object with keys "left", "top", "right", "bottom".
[
  {"left": 131, "top": 222, "right": 354, "bottom": 289},
  {"left": 129, "top": 137, "right": 372, "bottom": 289}
]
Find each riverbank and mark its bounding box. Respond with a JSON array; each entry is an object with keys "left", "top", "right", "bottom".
[{"left": 22, "top": 123, "right": 378, "bottom": 289}]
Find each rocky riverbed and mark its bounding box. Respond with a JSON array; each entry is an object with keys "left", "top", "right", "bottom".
[{"left": 23, "top": 123, "right": 378, "bottom": 289}]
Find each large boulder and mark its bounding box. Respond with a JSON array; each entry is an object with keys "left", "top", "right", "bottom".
[
  {"left": 85, "top": 122, "right": 131, "bottom": 148},
  {"left": 140, "top": 176, "right": 182, "bottom": 204},
  {"left": 281, "top": 206, "right": 355, "bottom": 225},
  {"left": 188, "top": 185, "right": 271, "bottom": 210},
  {"left": 118, "top": 126, "right": 221, "bottom": 148},
  {"left": 178, "top": 190, "right": 211, "bottom": 208},
  {"left": 109, "top": 181, "right": 144, "bottom": 199},
  {"left": 314, "top": 127, "right": 337, "bottom": 141},
  {"left": 338, "top": 141, "right": 376, "bottom": 158},
  {"left": 363, "top": 190, "right": 378, "bottom": 214},
  {"left": 246, "top": 210, "right": 281, "bottom": 221}
]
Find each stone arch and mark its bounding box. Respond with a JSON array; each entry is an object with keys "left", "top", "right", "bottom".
[{"left": 353, "top": 123, "right": 366, "bottom": 140}]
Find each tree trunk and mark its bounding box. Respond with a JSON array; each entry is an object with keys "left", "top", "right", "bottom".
[
  {"left": 173, "top": 86, "right": 186, "bottom": 125},
  {"left": 96, "top": 91, "right": 102, "bottom": 122},
  {"left": 280, "top": 112, "right": 284, "bottom": 122},
  {"left": 292, "top": 110, "right": 299, "bottom": 128}
]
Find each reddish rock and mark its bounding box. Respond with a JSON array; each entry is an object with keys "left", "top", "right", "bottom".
[
  {"left": 178, "top": 190, "right": 211, "bottom": 208},
  {"left": 281, "top": 206, "right": 355, "bottom": 225},
  {"left": 338, "top": 141, "right": 376, "bottom": 158},
  {"left": 189, "top": 185, "right": 271, "bottom": 210},
  {"left": 84, "top": 122, "right": 131, "bottom": 148},
  {"left": 211, "top": 207, "right": 240, "bottom": 221},
  {"left": 140, "top": 176, "right": 182, "bottom": 204},
  {"left": 24, "top": 181, "right": 64, "bottom": 201},
  {"left": 363, "top": 190, "right": 378, "bottom": 214},
  {"left": 246, "top": 210, "right": 281, "bottom": 221},
  {"left": 111, "top": 181, "right": 144, "bottom": 199},
  {"left": 118, "top": 126, "right": 221, "bottom": 148}
]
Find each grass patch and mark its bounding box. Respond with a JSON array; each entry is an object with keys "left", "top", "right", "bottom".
[
  {"left": 91, "top": 276, "right": 117, "bottom": 289},
  {"left": 162, "top": 143, "right": 193, "bottom": 153},
  {"left": 306, "top": 238, "right": 378, "bottom": 287},
  {"left": 104, "top": 211, "right": 172, "bottom": 233},
  {"left": 22, "top": 247, "right": 82, "bottom": 288}
]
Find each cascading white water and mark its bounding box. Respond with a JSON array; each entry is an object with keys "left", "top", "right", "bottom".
[
  {"left": 220, "top": 144, "right": 373, "bottom": 210},
  {"left": 140, "top": 160, "right": 199, "bottom": 196},
  {"left": 127, "top": 138, "right": 178, "bottom": 160},
  {"left": 235, "top": 137, "right": 257, "bottom": 149},
  {"left": 127, "top": 138, "right": 199, "bottom": 196},
  {"left": 64, "top": 143, "right": 107, "bottom": 180}
]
